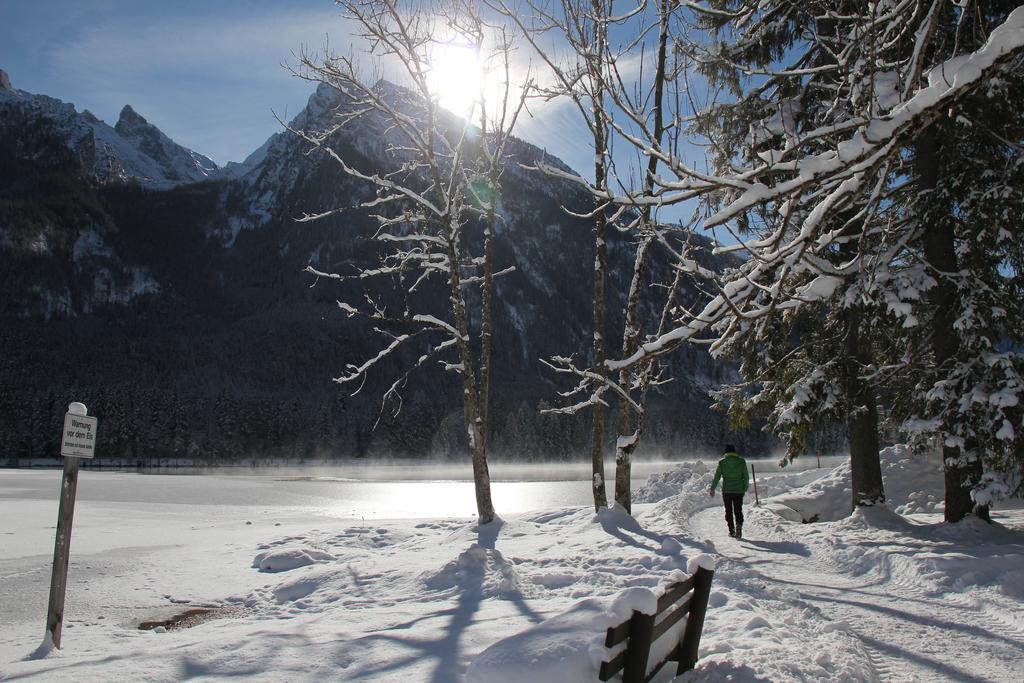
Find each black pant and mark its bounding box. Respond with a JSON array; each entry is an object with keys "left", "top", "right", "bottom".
[{"left": 723, "top": 492, "right": 744, "bottom": 533}]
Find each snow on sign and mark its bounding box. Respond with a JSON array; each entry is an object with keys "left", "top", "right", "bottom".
[{"left": 60, "top": 412, "right": 98, "bottom": 458}]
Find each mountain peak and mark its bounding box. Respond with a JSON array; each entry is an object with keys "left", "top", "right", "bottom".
[
  {"left": 115, "top": 104, "right": 149, "bottom": 132},
  {"left": 314, "top": 80, "right": 341, "bottom": 99},
  {"left": 296, "top": 81, "right": 346, "bottom": 128},
  {"left": 0, "top": 69, "right": 12, "bottom": 92},
  {"left": 109, "top": 104, "right": 219, "bottom": 183}
]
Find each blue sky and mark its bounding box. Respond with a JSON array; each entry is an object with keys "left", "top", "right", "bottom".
[
  {"left": 0, "top": 1, "right": 345, "bottom": 164},
  {"left": 0, "top": 0, "right": 598, "bottom": 171},
  {"left": 0, "top": 0, "right": 705, "bottom": 233}
]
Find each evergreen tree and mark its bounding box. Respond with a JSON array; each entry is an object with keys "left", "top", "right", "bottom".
[
  {"left": 694, "top": 0, "right": 1024, "bottom": 518},
  {"left": 596, "top": 1, "right": 1024, "bottom": 518},
  {"left": 890, "top": 2, "right": 1024, "bottom": 518},
  {"left": 683, "top": 0, "right": 893, "bottom": 509}
]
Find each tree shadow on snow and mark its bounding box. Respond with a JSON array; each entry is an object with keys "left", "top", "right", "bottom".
[
  {"left": 178, "top": 629, "right": 318, "bottom": 679},
  {"left": 477, "top": 518, "right": 544, "bottom": 625},
  {"left": 597, "top": 506, "right": 715, "bottom": 557},
  {"left": 6, "top": 653, "right": 130, "bottom": 681},
  {"left": 804, "top": 593, "right": 1024, "bottom": 652},
  {"left": 329, "top": 566, "right": 483, "bottom": 681},
  {"left": 332, "top": 518, "right": 542, "bottom": 683},
  {"left": 766, "top": 573, "right": 973, "bottom": 612},
  {"left": 10, "top": 629, "right": 315, "bottom": 682},
  {"left": 475, "top": 518, "right": 502, "bottom": 550},
  {"left": 855, "top": 631, "right": 993, "bottom": 683},
  {"left": 739, "top": 538, "right": 810, "bottom": 556}
]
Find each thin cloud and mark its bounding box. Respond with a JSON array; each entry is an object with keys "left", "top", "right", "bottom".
[
  {"left": 45, "top": 8, "right": 346, "bottom": 87},
  {"left": 37, "top": 6, "right": 353, "bottom": 163},
  {"left": 17, "top": 2, "right": 597, "bottom": 170}
]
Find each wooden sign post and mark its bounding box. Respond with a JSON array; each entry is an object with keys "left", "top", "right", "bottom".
[{"left": 45, "top": 401, "right": 98, "bottom": 650}]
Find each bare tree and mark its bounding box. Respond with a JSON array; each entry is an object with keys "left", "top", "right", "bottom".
[
  {"left": 608, "top": 0, "right": 682, "bottom": 513},
  {"left": 492, "top": 0, "right": 705, "bottom": 513},
  {"left": 663, "top": 1, "right": 1024, "bottom": 520},
  {"left": 289, "top": 0, "right": 528, "bottom": 524},
  {"left": 490, "top": 0, "right": 624, "bottom": 510}
]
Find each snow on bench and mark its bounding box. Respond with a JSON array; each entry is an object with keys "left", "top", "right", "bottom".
[
  {"left": 467, "top": 555, "right": 716, "bottom": 683},
  {"left": 598, "top": 558, "right": 715, "bottom": 682}
]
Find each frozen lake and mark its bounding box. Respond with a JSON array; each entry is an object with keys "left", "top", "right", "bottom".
[{"left": 1, "top": 457, "right": 841, "bottom": 519}]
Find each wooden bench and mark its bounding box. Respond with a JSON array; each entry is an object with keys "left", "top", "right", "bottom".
[{"left": 598, "top": 565, "right": 715, "bottom": 682}]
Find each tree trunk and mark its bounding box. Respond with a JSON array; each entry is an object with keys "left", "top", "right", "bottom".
[
  {"left": 614, "top": 235, "right": 652, "bottom": 514},
  {"left": 832, "top": 208, "right": 885, "bottom": 510},
  {"left": 916, "top": 126, "right": 986, "bottom": 523},
  {"left": 445, "top": 212, "right": 495, "bottom": 524},
  {"left": 943, "top": 449, "right": 987, "bottom": 522},
  {"left": 590, "top": 162, "right": 609, "bottom": 511},
  {"left": 588, "top": 0, "right": 610, "bottom": 512},
  {"left": 478, "top": 155, "right": 498, "bottom": 457},
  {"left": 474, "top": 150, "right": 499, "bottom": 525},
  {"left": 612, "top": 0, "right": 671, "bottom": 513},
  {"left": 613, "top": 440, "right": 634, "bottom": 513},
  {"left": 470, "top": 435, "right": 495, "bottom": 524},
  {"left": 842, "top": 304, "right": 885, "bottom": 509}
]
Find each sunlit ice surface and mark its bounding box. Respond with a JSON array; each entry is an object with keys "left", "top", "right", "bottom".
[
  {"left": 280, "top": 461, "right": 656, "bottom": 518},
  {"left": 0, "top": 457, "right": 848, "bottom": 521},
  {"left": 312, "top": 480, "right": 584, "bottom": 519},
  {"left": 310, "top": 454, "right": 848, "bottom": 518}
]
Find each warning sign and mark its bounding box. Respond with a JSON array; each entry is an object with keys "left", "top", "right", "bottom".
[{"left": 60, "top": 413, "right": 98, "bottom": 458}]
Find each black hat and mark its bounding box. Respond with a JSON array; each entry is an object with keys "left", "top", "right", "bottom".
[{"left": 723, "top": 444, "right": 736, "bottom": 453}]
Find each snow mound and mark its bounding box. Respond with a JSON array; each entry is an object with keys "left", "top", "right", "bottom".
[
  {"left": 252, "top": 547, "right": 336, "bottom": 573},
  {"left": 685, "top": 637, "right": 874, "bottom": 682},
  {"left": 760, "top": 502, "right": 805, "bottom": 523},
  {"left": 881, "top": 445, "right": 946, "bottom": 515},
  {"left": 610, "top": 586, "right": 658, "bottom": 618},
  {"left": 687, "top": 554, "right": 717, "bottom": 573},
  {"left": 633, "top": 460, "right": 710, "bottom": 504},
  {"left": 466, "top": 598, "right": 613, "bottom": 683},
  {"left": 823, "top": 506, "right": 1024, "bottom": 594},
  {"left": 593, "top": 501, "right": 638, "bottom": 526},
  {"left": 271, "top": 566, "right": 337, "bottom": 604},
  {"left": 25, "top": 633, "right": 57, "bottom": 661},
  {"left": 762, "top": 466, "right": 853, "bottom": 523},
  {"left": 999, "top": 569, "right": 1024, "bottom": 600},
  {"left": 421, "top": 543, "right": 523, "bottom": 600},
  {"left": 659, "top": 537, "right": 683, "bottom": 556},
  {"left": 467, "top": 584, "right": 664, "bottom": 683},
  {"left": 764, "top": 445, "right": 944, "bottom": 522}
]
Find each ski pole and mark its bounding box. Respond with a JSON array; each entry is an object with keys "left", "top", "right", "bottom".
[{"left": 750, "top": 463, "right": 760, "bottom": 506}]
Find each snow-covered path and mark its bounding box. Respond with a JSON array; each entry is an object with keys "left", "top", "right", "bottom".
[{"left": 691, "top": 504, "right": 1024, "bottom": 682}]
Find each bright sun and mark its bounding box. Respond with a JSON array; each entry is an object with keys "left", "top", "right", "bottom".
[{"left": 426, "top": 42, "right": 484, "bottom": 117}]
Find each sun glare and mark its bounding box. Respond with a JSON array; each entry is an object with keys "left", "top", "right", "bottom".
[{"left": 427, "top": 42, "right": 484, "bottom": 117}]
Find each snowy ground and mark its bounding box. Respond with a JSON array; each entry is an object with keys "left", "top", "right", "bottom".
[{"left": 2, "top": 450, "right": 1023, "bottom": 682}]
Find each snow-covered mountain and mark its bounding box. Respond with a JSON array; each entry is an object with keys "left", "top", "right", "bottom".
[
  {"left": 113, "top": 104, "right": 219, "bottom": 185},
  {"left": 0, "top": 72, "right": 763, "bottom": 464},
  {"left": 217, "top": 81, "right": 654, "bottom": 352},
  {"left": 0, "top": 69, "right": 218, "bottom": 188}
]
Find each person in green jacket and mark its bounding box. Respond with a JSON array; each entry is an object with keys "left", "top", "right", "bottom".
[{"left": 709, "top": 444, "right": 749, "bottom": 539}]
